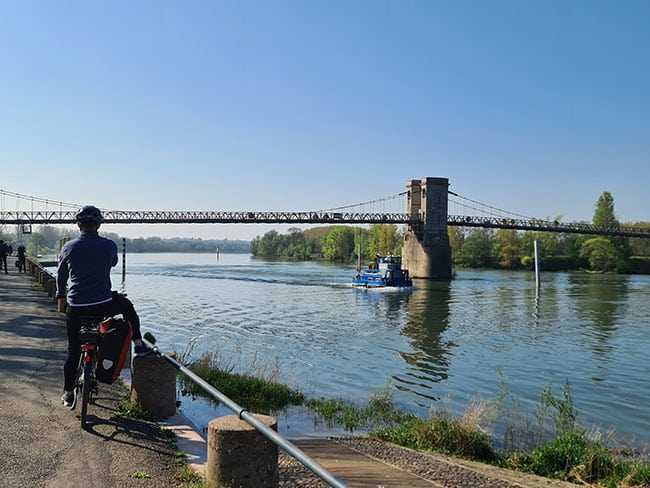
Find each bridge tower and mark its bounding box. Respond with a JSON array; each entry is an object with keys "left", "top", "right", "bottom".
[{"left": 402, "top": 177, "right": 452, "bottom": 279}]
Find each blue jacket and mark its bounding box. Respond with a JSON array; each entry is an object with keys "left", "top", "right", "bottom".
[{"left": 56, "top": 231, "right": 118, "bottom": 307}]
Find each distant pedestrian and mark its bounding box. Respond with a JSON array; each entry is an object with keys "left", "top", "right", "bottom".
[
  {"left": 0, "top": 240, "right": 9, "bottom": 274},
  {"left": 17, "top": 245, "right": 26, "bottom": 273}
]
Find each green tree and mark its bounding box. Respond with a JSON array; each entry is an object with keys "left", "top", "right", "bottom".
[
  {"left": 580, "top": 237, "right": 626, "bottom": 272},
  {"left": 321, "top": 227, "right": 355, "bottom": 262},
  {"left": 456, "top": 229, "right": 495, "bottom": 268},
  {"left": 285, "top": 228, "right": 309, "bottom": 260},
  {"left": 628, "top": 222, "right": 650, "bottom": 256},
  {"left": 494, "top": 229, "right": 522, "bottom": 269},
  {"left": 253, "top": 230, "right": 282, "bottom": 259},
  {"left": 448, "top": 226, "right": 465, "bottom": 261},
  {"left": 368, "top": 224, "right": 399, "bottom": 256},
  {"left": 593, "top": 192, "right": 618, "bottom": 228},
  {"left": 581, "top": 192, "right": 630, "bottom": 272},
  {"left": 26, "top": 232, "right": 49, "bottom": 256},
  {"left": 353, "top": 227, "right": 369, "bottom": 266}
]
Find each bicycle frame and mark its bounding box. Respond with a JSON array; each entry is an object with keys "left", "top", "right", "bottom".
[{"left": 75, "top": 317, "right": 102, "bottom": 429}]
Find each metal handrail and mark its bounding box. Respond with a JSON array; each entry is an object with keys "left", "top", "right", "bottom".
[{"left": 146, "top": 342, "right": 349, "bottom": 488}]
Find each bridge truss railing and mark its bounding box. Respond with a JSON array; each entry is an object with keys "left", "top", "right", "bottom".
[
  {"left": 2, "top": 210, "right": 650, "bottom": 239},
  {"left": 0, "top": 210, "right": 413, "bottom": 225},
  {"left": 449, "top": 215, "right": 650, "bottom": 239}
]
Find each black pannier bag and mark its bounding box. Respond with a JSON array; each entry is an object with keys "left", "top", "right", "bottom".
[{"left": 96, "top": 317, "right": 132, "bottom": 384}]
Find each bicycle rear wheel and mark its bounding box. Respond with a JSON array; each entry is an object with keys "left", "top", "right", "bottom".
[{"left": 80, "top": 361, "right": 93, "bottom": 429}]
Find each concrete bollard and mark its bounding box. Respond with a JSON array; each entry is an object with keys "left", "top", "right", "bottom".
[
  {"left": 130, "top": 352, "right": 177, "bottom": 418},
  {"left": 207, "top": 414, "right": 278, "bottom": 488}
]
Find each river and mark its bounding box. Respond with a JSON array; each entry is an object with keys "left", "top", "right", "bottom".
[{"left": 74, "top": 252, "right": 650, "bottom": 448}]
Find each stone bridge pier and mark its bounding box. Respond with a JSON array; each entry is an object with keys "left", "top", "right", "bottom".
[{"left": 402, "top": 177, "right": 453, "bottom": 280}]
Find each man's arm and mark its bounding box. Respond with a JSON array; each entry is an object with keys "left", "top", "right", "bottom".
[{"left": 110, "top": 240, "right": 119, "bottom": 268}]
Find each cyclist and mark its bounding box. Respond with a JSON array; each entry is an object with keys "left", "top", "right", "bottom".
[{"left": 56, "top": 205, "right": 152, "bottom": 408}]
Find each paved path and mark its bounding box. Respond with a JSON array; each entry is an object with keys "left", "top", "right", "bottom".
[
  {"left": 0, "top": 261, "right": 577, "bottom": 488},
  {"left": 0, "top": 263, "right": 186, "bottom": 487}
]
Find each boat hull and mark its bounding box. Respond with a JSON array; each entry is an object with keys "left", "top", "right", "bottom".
[
  {"left": 352, "top": 253, "right": 412, "bottom": 288},
  {"left": 351, "top": 271, "right": 412, "bottom": 288}
]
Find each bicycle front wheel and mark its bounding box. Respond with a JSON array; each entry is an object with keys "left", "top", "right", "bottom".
[{"left": 80, "top": 361, "right": 93, "bottom": 429}]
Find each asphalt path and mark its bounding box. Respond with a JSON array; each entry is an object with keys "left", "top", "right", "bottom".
[{"left": 0, "top": 262, "right": 187, "bottom": 488}]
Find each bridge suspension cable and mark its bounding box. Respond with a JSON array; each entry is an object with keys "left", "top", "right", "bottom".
[
  {"left": 448, "top": 190, "right": 536, "bottom": 220},
  {"left": 0, "top": 189, "right": 82, "bottom": 212},
  {"left": 320, "top": 191, "right": 408, "bottom": 213}
]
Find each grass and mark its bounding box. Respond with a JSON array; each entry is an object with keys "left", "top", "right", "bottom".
[
  {"left": 128, "top": 472, "right": 151, "bottom": 479},
  {"left": 306, "top": 384, "right": 413, "bottom": 432},
  {"left": 114, "top": 398, "right": 153, "bottom": 420},
  {"left": 180, "top": 351, "right": 304, "bottom": 413}
]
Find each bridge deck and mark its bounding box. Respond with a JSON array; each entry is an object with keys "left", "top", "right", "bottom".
[{"left": 1, "top": 209, "right": 650, "bottom": 238}]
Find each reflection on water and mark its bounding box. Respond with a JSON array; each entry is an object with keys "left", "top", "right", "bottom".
[
  {"left": 106, "top": 254, "right": 650, "bottom": 447},
  {"left": 569, "top": 273, "right": 629, "bottom": 358},
  {"left": 397, "top": 280, "right": 453, "bottom": 402}
]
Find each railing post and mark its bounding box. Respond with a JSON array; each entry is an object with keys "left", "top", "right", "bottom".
[
  {"left": 130, "top": 353, "right": 177, "bottom": 418},
  {"left": 207, "top": 414, "right": 278, "bottom": 488},
  {"left": 147, "top": 343, "right": 350, "bottom": 488}
]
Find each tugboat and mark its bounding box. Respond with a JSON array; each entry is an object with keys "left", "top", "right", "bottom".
[{"left": 352, "top": 251, "right": 413, "bottom": 288}]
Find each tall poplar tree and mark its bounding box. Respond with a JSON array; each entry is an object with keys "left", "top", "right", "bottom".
[
  {"left": 581, "top": 191, "right": 628, "bottom": 272},
  {"left": 593, "top": 191, "right": 619, "bottom": 228}
]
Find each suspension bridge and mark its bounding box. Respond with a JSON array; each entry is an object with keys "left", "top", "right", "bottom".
[
  {"left": 1, "top": 185, "right": 648, "bottom": 238},
  {"left": 1, "top": 177, "right": 649, "bottom": 279}
]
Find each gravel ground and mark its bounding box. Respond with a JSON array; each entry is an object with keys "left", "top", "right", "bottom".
[{"left": 278, "top": 437, "right": 580, "bottom": 488}]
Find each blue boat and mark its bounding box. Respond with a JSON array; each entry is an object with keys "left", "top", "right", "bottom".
[{"left": 352, "top": 253, "right": 413, "bottom": 288}]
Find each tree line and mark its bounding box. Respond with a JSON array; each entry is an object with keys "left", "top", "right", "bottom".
[
  {"left": 250, "top": 225, "right": 404, "bottom": 264},
  {"left": 0, "top": 225, "right": 250, "bottom": 257},
  {"left": 250, "top": 192, "right": 650, "bottom": 274}
]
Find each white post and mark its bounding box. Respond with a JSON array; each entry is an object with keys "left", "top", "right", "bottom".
[{"left": 534, "top": 240, "right": 540, "bottom": 289}]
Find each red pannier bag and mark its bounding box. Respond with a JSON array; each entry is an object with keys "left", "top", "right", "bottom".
[{"left": 97, "top": 317, "right": 132, "bottom": 384}]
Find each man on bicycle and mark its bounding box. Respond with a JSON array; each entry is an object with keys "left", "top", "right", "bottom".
[{"left": 56, "top": 205, "right": 152, "bottom": 408}]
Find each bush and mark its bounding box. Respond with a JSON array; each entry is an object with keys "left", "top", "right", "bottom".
[
  {"left": 517, "top": 431, "right": 617, "bottom": 483},
  {"left": 372, "top": 416, "right": 498, "bottom": 462}
]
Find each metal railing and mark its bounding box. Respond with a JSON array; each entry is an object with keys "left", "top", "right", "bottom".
[
  {"left": 146, "top": 341, "right": 350, "bottom": 488},
  {"left": 447, "top": 214, "right": 650, "bottom": 238}
]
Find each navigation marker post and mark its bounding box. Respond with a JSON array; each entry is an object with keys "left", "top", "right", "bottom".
[{"left": 534, "top": 240, "right": 540, "bottom": 289}]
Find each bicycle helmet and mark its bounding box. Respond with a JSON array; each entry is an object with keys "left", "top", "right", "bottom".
[{"left": 75, "top": 205, "right": 104, "bottom": 223}]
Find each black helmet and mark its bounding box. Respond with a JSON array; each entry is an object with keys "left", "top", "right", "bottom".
[{"left": 75, "top": 205, "right": 104, "bottom": 223}]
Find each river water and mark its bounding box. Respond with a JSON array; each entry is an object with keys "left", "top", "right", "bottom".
[{"left": 93, "top": 253, "right": 648, "bottom": 447}]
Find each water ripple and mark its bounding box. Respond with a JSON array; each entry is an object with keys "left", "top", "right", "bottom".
[{"left": 116, "top": 255, "right": 650, "bottom": 447}]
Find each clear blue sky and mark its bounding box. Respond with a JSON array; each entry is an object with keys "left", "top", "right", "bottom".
[{"left": 1, "top": 1, "right": 648, "bottom": 240}]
